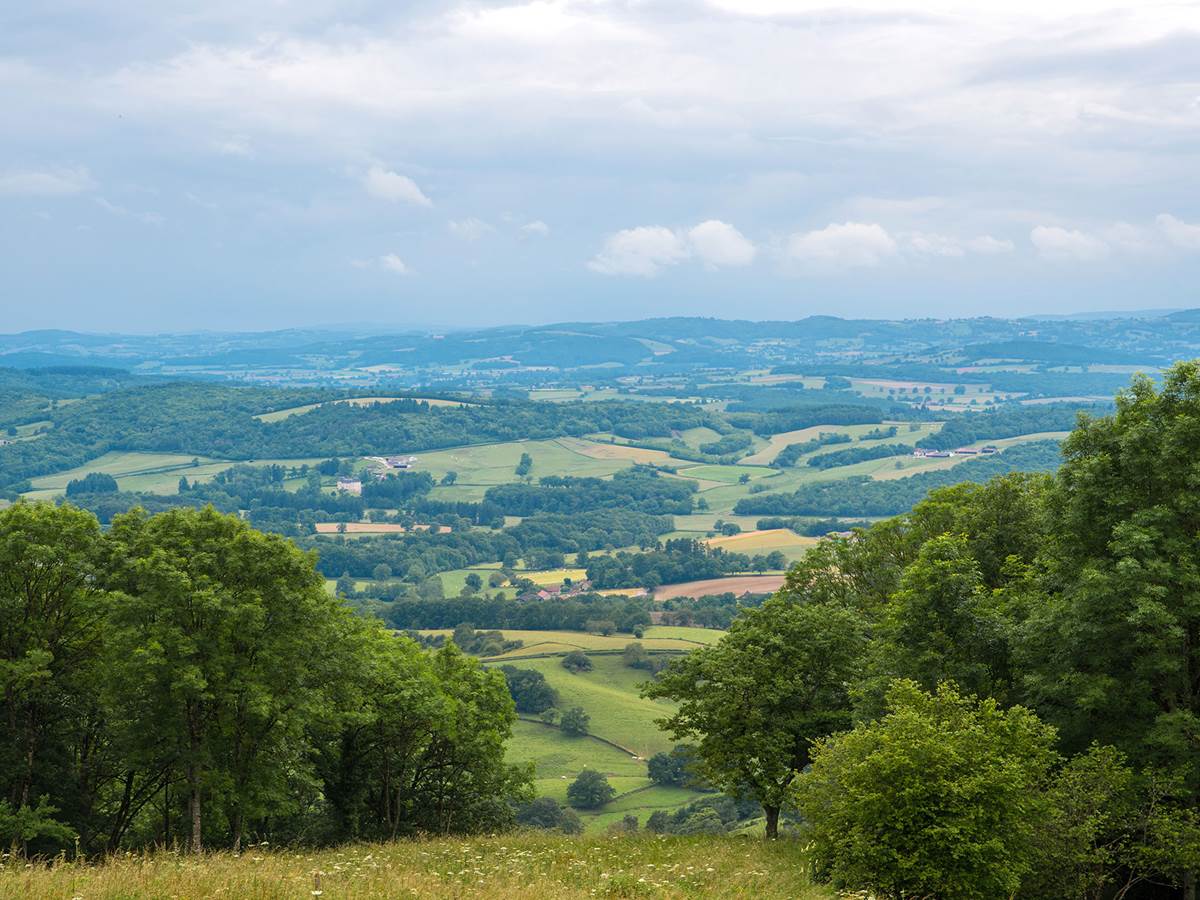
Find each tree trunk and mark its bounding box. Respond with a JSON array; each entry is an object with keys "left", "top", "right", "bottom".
[
  {"left": 1183, "top": 870, "right": 1195, "bottom": 900},
  {"left": 764, "top": 804, "right": 780, "bottom": 838},
  {"left": 187, "top": 762, "right": 202, "bottom": 854}
]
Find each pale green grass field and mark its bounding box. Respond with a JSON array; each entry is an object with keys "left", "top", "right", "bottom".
[
  {"left": 1, "top": 833, "right": 831, "bottom": 899},
  {"left": 486, "top": 656, "right": 679, "bottom": 758}
]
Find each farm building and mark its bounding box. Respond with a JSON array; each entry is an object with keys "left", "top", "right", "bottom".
[{"left": 335, "top": 477, "right": 362, "bottom": 495}]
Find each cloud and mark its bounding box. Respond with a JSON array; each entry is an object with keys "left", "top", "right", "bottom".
[
  {"left": 1030, "top": 225, "right": 1109, "bottom": 261},
  {"left": 687, "top": 220, "right": 756, "bottom": 268},
  {"left": 0, "top": 166, "right": 95, "bottom": 196},
  {"left": 95, "top": 197, "right": 165, "bottom": 225},
  {"left": 448, "top": 217, "right": 494, "bottom": 241},
  {"left": 965, "top": 235, "right": 1015, "bottom": 255},
  {"left": 1157, "top": 213, "right": 1200, "bottom": 250},
  {"left": 521, "top": 219, "right": 550, "bottom": 237},
  {"left": 362, "top": 167, "right": 432, "bottom": 207},
  {"left": 379, "top": 253, "right": 411, "bottom": 274},
  {"left": 905, "top": 232, "right": 1015, "bottom": 257},
  {"left": 588, "top": 226, "right": 690, "bottom": 277},
  {"left": 787, "top": 222, "right": 897, "bottom": 268}
]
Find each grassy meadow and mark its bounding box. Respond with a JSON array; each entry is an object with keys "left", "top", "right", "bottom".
[{"left": 0, "top": 834, "right": 830, "bottom": 899}]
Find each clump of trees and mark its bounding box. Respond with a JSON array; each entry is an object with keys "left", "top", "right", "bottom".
[
  {"left": 0, "top": 503, "right": 530, "bottom": 855},
  {"left": 566, "top": 770, "right": 614, "bottom": 809},
  {"left": 648, "top": 363, "right": 1200, "bottom": 896}
]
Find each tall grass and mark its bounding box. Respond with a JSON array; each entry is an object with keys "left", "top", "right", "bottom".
[{"left": 1, "top": 833, "right": 831, "bottom": 899}]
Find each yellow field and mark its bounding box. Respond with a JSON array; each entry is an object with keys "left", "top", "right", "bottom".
[
  {"left": 553, "top": 436, "right": 674, "bottom": 464},
  {"left": 704, "top": 528, "right": 818, "bottom": 556},
  {"left": 652, "top": 575, "right": 786, "bottom": 600}
]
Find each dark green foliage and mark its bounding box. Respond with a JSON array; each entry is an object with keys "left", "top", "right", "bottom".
[
  {"left": 361, "top": 471, "right": 436, "bottom": 505},
  {"left": 771, "top": 432, "right": 851, "bottom": 468},
  {"left": 484, "top": 468, "right": 695, "bottom": 516},
  {"left": 559, "top": 706, "right": 590, "bottom": 737},
  {"left": 586, "top": 538, "right": 781, "bottom": 589},
  {"left": 698, "top": 432, "right": 752, "bottom": 456},
  {"left": 64, "top": 471, "right": 118, "bottom": 495},
  {"left": 0, "top": 502, "right": 530, "bottom": 854},
  {"left": 565, "top": 770, "right": 614, "bottom": 809},
  {"left": 560, "top": 650, "right": 592, "bottom": 673},
  {"left": 806, "top": 442, "right": 911, "bottom": 469},
  {"left": 500, "top": 666, "right": 558, "bottom": 714},
  {"left": 647, "top": 746, "right": 700, "bottom": 787},
  {"left": 515, "top": 797, "right": 580, "bottom": 833},
  {"left": 915, "top": 403, "right": 1093, "bottom": 450}
]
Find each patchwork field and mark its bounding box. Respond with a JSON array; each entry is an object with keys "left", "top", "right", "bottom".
[
  {"left": 703, "top": 528, "right": 819, "bottom": 558},
  {"left": 652, "top": 575, "right": 786, "bottom": 600},
  {"left": 418, "top": 627, "right": 720, "bottom": 657}
]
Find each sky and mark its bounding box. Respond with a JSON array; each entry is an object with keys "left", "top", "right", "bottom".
[{"left": 2, "top": 0, "right": 1200, "bottom": 332}]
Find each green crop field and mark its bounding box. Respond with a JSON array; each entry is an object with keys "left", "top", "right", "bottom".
[{"left": 676, "top": 463, "right": 775, "bottom": 483}]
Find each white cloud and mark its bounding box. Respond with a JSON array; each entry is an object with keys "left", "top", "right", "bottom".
[
  {"left": 448, "top": 217, "right": 494, "bottom": 240},
  {"left": 687, "top": 220, "right": 757, "bottom": 268},
  {"left": 1030, "top": 225, "right": 1109, "bottom": 261},
  {"left": 1157, "top": 213, "right": 1200, "bottom": 250},
  {"left": 379, "top": 253, "right": 411, "bottom": 274},
  {"left": 521, "top": 219, "right": 550, "bottom": 237},
  {"left": 588, "top": 226, "right": 690, "bottom": 277},
  {"left": 0, "top": 166, "right": 94, "bottom": 196},
  {"left": 906, "top": 232, "right": 965, "bottom": 257},
  {"left": 95, "top": 197, "right": 164, "bottom": 225},
  {"left": 362, "top": 167, "right": 432, "bottom": 207},
  {"left": 965, "top": 235, "right": 1015, "bottom": 255},
  {"left": 212, "top": 136, "right": 252, "bottom": 158},
  {"left": 787, "top": 222, "right": 897, "bottom": 268},
  {"left": 906, "top": 232, "right": 1015, "bottom": 257}
]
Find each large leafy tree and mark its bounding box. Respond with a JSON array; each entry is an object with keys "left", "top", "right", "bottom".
[
  {"left": 1021, "top": 364, "right": 1200, "bottom": 897},
  {"left": 643, "top": 596, "right": 866, "bottom": 836},
  {"left": 0, "top": 503, "right": 107, "bottom": 850},
  {"left": 102, "top": 505, "right": 346, "bottom": 852}
]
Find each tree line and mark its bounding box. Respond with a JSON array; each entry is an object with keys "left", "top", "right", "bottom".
[
  {"left": 648, "top": 364, "right": 1200, "bottom": 897},
  {"left": 0, "top": 503, "right": 531, "bottom": 855}
]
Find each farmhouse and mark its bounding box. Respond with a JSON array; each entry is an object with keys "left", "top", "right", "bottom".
[
  {"left": 980, "top": 445, "right": 999, "bottom": 454},
  {"left": 385, "top": 455, "right": 418, "bottom": 469},
  {"left": 953, "top": 447, "right": 979, "bottom": 455},
  {"left": 335, "top": 477, "right": 362, "bottom": 495}
]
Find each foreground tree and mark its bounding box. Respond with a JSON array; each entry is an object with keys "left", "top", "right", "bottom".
[
  {"left": 643, "top": 596, "right": 866, "bottom": 837},
  {"left": 0, "top": 503, "right": 107, "bottom": 851},
  {"left": 1022, "top": 364, "right": 1200, "bottom": 898},
  {"left": 795, "top": 681, "right": 1058, "bottom": 900},
  {"left": 103, "top": 506, "right": 347, "bottom": 852}
]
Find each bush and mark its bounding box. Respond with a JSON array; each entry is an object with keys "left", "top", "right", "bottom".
[
  {"left": 566, "top": 769, "right": 615, "bottom": 809},
  {"left": 561, "top": 650, "right": 593, "bottom": 673},
  {"left": 560, "top": 706, "right": 590, "bottom": 737},
  {"left": 515, "top": 797, "right": 583, "bottom": 834},
  {"left": 795, "top": 681, "right": 1058, "bottom": 899}
]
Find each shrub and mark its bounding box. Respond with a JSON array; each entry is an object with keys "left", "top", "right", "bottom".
[
  {"left": 560, "top": 706, "right": 590, "bottom": 737},
  {"left": 561, "top": 650, "right": 592, "bottom": 673},
  {"left": 794, "top": 681, "right": 1058, "bottom": 900}
]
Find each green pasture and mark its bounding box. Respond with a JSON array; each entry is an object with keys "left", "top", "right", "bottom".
[{"left": 486, "top": 655, "right": 680, "bottom": 757}]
